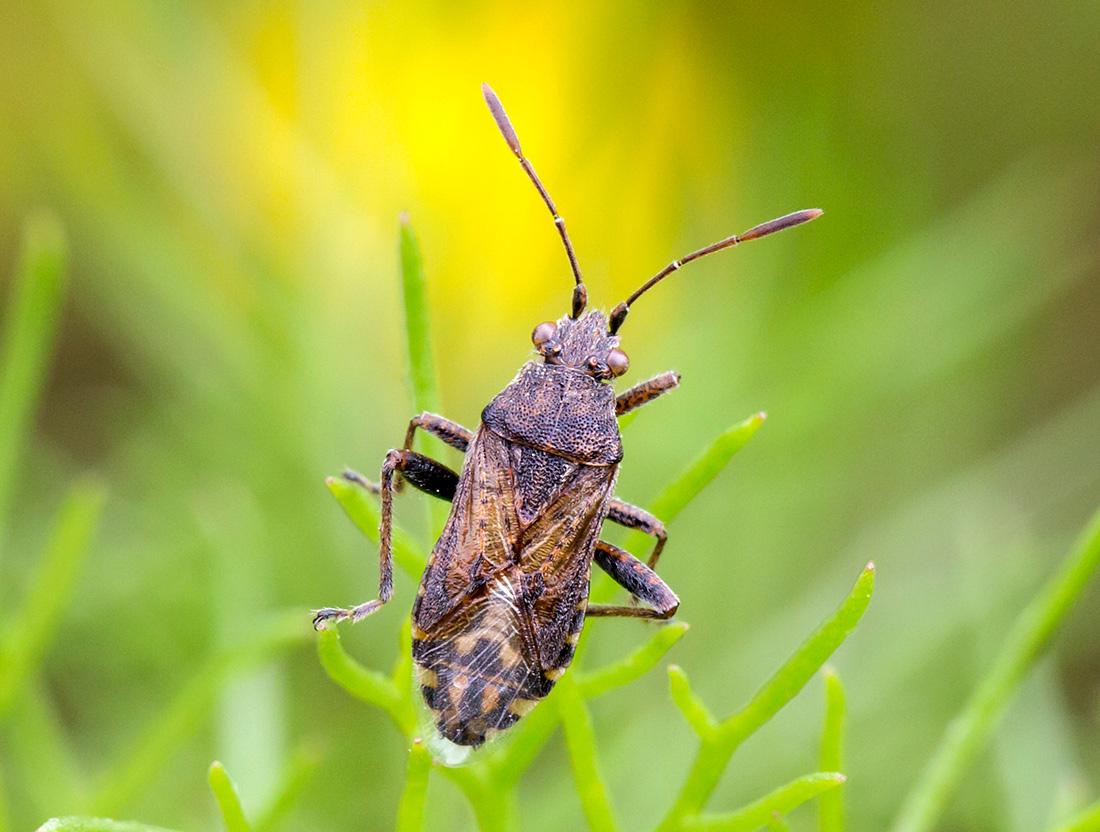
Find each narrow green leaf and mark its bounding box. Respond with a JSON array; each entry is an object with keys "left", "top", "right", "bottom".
[
  {"left": 658, "top": 563, "right": 874, "bottom": 830},
  {"left": 208, "top": 762, "right": 251, "bottom": 832},
  {"left": 398, "top": 214, "right": 449, "bottom": 534},
  {"left": 683, "top": 773, "right": 846, "bottom": 832},
  {"left": 326, "top": 476, "right": 426, "bottom": 578},
  {"left": 251, "top": 743, "right": 323, "bottom": 832},
  {"left": 0, "top": 481, "right": 106, "bottom": 724},
  {"left": 557, "top": 676, "right": 619, "bottom": 832},
  {"left": 819, "top": 668, "right": 846, "bottom": 832},
  {"left": 89, "top": 612, "right": 308, "bottom": 815},
  {"left": 768, "top": 816, "right": 792, "bottom": 831},
  {"left": 648, "top": 413, "right": 765, "bottom": 523},
  {"left": 36, "top": 820, "right": 181, "bottom": 832},
  {"left": 395, "top": 741, "right": 433, "bottom": 832},
  {"left": 1047, "top": 797, "right": 1100, "bottom": 832},
  {"left": 577, "top": 621, "right": 689, "bottom": 698},
  {"left": 0, "top": 212, "right": 67, "bottom": 549},
  {"left": 315, "top": 627, "right": 415, "bottom": 736},
  {"left": 892, "top": 507, "right": 1100, "bottom": 832},
  {"left": 668, "top": 665, "right": 718, "bottom": 738}
]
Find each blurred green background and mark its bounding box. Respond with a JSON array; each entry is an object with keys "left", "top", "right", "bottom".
[{"left": 2, "top": 0, "right": 1099, "bottom": 830}]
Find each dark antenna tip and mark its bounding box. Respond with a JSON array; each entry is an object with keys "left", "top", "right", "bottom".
[
  {"left": 737, "top": 208, "right": 823, "bottom": 242},
  {"left": 482, "top": 83, "right": 523, "bottom": 157}
]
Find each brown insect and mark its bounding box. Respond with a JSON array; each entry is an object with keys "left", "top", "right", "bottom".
[{"left": 313, "top": 84, "right": 821, "bottom": 749}]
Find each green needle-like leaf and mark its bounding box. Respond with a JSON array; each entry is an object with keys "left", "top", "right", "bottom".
[
  {"left": 315, "top": 627, "right": 415, "bottom": 736},
  {"left": 683, "top": 773, "right": 846, "bottom": 832},
  {"left": 892, "top": 506, "right": 1100, "bottom": 832},
  {"left": 658, "top": 563, "right": 874, "bottom": 831},
  {"left": 326, "top": 476, "right": 427, "bottom": 577},
  {"left": 648, "top": 413, "right": 765, "bottom": 523},
  {"left": 577, "top": 621, "right": 689, "bottom": 698},
  {"left": 819, "top": 668, "right": 846, "bottom": 832},
  {"left": 668, "top": 665, "right": 718, "bottom": 739},
  {"left": 0, "top": 481, "right": 106, "bottom": 725},
  {"left": 395, "top": 741, "right": 433, "bottom": 832},
  {"left": 0, "top": 213, "right": 67, "bottom": 551},
  {"left": 208, "top": 762, "right": 251, "bottom": 832},
  {"left": 36, "top": 820, "right": 181, "bottom": 832},
  {"left": 557, "top": 675, "right": 619, "bottom": 832},
  {"left": 398, "top": 214, "right": 449, "bottom": 534}
]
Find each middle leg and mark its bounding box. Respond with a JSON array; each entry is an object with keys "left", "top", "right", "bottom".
[{"left": 606, "top": 499, "right": 668, "bottom": 571}]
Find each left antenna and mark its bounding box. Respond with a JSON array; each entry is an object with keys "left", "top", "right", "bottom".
[{"left": 482, "top": 83, "right": 587, "bottom": 318}]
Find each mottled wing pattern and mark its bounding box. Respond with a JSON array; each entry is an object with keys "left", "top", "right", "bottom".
[{"left": 411, "top": 427, "right": 618, "bottom": 746}]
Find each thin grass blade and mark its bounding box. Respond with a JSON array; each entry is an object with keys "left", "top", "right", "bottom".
[
  {"left": 0, "top": 481, "right": 106, "bottom": 724},
  {"left": 398, "top": 215, "right": 449, "bottom": 535},
  {"left": 892, "top": 507, "right": 1100, "bottom": 832},
  {"left": 0, "top": 213, "right": 67, "bottom": 551}
]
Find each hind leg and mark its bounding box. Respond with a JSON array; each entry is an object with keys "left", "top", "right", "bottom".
[{"left": 587, "top": 541, "right": 679, "bottom": 620}]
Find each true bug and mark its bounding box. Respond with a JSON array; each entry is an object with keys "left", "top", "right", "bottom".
[{"left": 313, "top": 84, "right": 821, "bottom": 748}]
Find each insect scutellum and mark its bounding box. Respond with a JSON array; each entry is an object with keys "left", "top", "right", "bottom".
[{"left": 482, "top": 82, "right": 823, "bottom": 369}]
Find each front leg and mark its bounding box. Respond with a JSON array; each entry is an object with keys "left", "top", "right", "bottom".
[
  {"left": 404, "top": 412, "right": 473, "bottom": 453},
  {"left": 313, "top": 449, "right": 456, "bottom": 630},
  {"left": 587, "top": 541, "right": 679, "bottom": 620}
]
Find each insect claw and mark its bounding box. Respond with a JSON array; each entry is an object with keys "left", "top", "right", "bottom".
[{"left": 311, "top": 607, "right": 347, "bottom": 630}]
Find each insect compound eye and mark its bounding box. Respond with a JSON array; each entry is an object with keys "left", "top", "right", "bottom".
[
  {"left": 532, "top": 321, "right": 557, "bottom": 348},
  {"left": 606, "top": 348, "right": 630, "bottom": 377}
]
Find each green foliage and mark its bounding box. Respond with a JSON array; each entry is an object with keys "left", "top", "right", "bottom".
[
  {"left": 893, "top": 506, "right": 1100, "bottom": 832},
  {"left": 818, "top": 669, "right": 847, "bottom": 832},
  {"left": 208, "top": 763, "right": 250, "bottom": 832}
]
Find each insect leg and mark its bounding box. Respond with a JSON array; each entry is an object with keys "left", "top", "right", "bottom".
[
  {"left": 346, "top": 452, "right": 458, "bottom": 502},
  {"left": 404, "top": 412, "right": 474, "bottom": 453},
  {"left": 313, "top": 449, "right": 412, "bottom": 629},
  {"left": 606, "top": 499, "right": 667, "bottom": 571},
  {"left": 587, "top": 541, "right": 679, "bottom": 620},
  {"left": 615, "top": 371, "right": 680, "bottom": 417}
]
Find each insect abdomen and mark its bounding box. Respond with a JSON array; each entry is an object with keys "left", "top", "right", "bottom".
[{"left": 412, "top": 572, "right": 562, "bottom": 747}]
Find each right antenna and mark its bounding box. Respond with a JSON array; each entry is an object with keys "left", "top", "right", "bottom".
[
  {"left": 608, "top": 208, "right": 823, "bottom": 334},
  {"left": 482, "top": 83, "right": 589, "bottom": 319}
]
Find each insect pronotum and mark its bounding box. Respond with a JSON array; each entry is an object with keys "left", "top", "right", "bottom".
[{"left": 314, "top": 83, "right": 821, "bottom": 749}]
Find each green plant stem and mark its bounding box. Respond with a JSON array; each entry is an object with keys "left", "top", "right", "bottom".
[
  {"left": 892, "top": 507, "right": 1100, "bottom": 832},
  {"left": 557, "top": 674, "right": 619, "bottom": 832},
  {"left": 658, "top": 563, "right": 874, "bottom": 832},
  {"left": 315, "top": 628, "right": 414, "bottom": 736},
  {"left": 819, "top": 668, "right": 846, "bottom": 832},
  {"left": 682, "top": 773, "right": 845, "bottom": 832},
  {"left": 668, "top": 665, "right": 718, "bottom": 739},
  {"left": 208, "top": 762, "right": 251, "bottom": 832},
  {"left": 577, "top": 622, "right": 689, "bottom": 698},
  {"left": 395, "top": 741, "right": 432, "bottom": 832},
  {"left": 0, "top": 212, "right": 67, "bottom": 555},
  {"left": 0, "top": 481, "right": 106, "bottom": 725}
]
